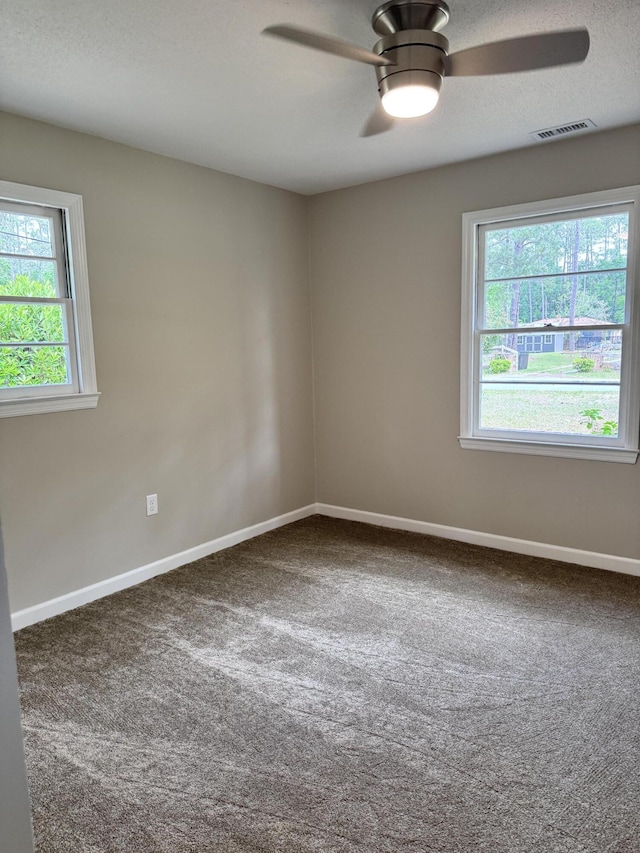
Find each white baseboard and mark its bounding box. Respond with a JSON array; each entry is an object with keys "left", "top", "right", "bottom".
[
  {"left": 11, "top": 505, "right": 316, "bottom": 632},
  {"left": 316, "top": 503, "right": 640, "bottom": 578},
  {"left": 13, "top": 501, "right": 639, "bottom": 631}
]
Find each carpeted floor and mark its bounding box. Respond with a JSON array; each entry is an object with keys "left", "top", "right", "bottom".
[{"left": 14, "top": 516, "right": 640, "bottom": 852}]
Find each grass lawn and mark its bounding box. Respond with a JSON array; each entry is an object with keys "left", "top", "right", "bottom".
[
  {"left": 480, "top": 386, "right": 619, "bottom": 435},
  {"left": 519, "top": 352, "right": 571, "bottom": 374}
]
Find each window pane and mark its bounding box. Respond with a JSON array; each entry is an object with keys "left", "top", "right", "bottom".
[
  {"left": 0, "top": 345, "right": 70, "bottom": 388},
  {"left": 0, "top": 257, "right": 58, "bottom": 297},
  {"left": 0, "top": 303, "right": 66, "bottom": 344},
  {"left": 0, "top": 210, "right": 54, "bottom": 257},
  {"left": 484, "top": 212, "right": 629, "bottom": 280},
  {"left": 480, "top": 332, "right": 622, "bottom": 383},
  {"left": 483, "top": 271, "right": 626, "bottom": 329},
  {"left": 480, "top": 383, "right": 620, "bottom": 436}
]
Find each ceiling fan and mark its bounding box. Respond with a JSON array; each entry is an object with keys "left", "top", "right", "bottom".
[{"left": 263, "top": 0, "right": 590, "bottom": 136}]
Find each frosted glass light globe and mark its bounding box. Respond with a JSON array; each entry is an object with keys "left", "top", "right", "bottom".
[{"left": 381, "top": 84, "right": 440, "bottom": 118}]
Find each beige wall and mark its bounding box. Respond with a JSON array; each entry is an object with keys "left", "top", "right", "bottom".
[
  {"left": 0, "top": 112, "right": 315, "bottom": 612},
  {"left": 2, "top": 115, "right": 639, "bottom": 617},
  {"left": 309, "top": 125, "right": 640, "bottom": 560}
]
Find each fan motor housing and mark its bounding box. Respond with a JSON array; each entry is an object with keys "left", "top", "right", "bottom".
[{"left": 373, "top": 28, "right": 449, "bottom": 98}]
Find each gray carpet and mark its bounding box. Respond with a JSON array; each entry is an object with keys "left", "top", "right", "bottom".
[{"left": 14, "top": 516, "right": 640, "bottom": 852}]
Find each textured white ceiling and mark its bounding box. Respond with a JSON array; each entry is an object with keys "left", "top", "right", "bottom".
[{"left": 1, "top": 0, "right": 639, "bottom": 194}]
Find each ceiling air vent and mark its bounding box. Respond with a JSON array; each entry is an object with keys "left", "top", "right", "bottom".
[{"left": 530, "top": 119, "right": 597, "bottom": 142}]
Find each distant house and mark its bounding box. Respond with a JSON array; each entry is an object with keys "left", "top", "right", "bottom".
[
  {"left": 516, "top": 330, "right": 563, "bottom": 354},
  {"left": 516, "top": 317, "right": 614, "bottom": 353}
]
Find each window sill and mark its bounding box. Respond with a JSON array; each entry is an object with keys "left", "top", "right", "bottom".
[
  {"left": 0, "top": 392, "right": 100, "bottom": 419},
  {"left": 458, "top": 436, "right": 638, "bottom": 464}
]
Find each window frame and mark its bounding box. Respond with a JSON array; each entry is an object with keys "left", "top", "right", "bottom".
[
  {"left": 0, "top": 180, "right": 99, "bottom": 417},
  {"left": 460, "top": 185, "right": 640, "bottom": 464}
]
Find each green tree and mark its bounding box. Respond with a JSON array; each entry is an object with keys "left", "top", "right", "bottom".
[
  {"left": 0, "top": 275, "right": 68, "bottom": 387},
  {"left": 482, "top": 212, "right": 629, "bottom": 349}
]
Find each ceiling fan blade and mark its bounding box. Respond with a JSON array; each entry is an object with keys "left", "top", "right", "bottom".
[
  {"left": 444, "top": 29, "right": 589, "bottom": 77},
  {"left": 361, "top": 104, "right": 395, "bottom": 137},
  {"left": 262, "top": 25, "right": 394, "bottom": 67}
]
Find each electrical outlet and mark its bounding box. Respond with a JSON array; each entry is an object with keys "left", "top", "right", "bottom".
[{"left": 146, "top": 494, "right": 158, "bottom": 516}]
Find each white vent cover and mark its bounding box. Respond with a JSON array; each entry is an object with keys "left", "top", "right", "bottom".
[{"left": 530, "top": 119, "right": 597, "bottom": 142}]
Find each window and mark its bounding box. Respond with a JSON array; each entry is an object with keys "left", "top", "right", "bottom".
[
  {"left": 0, "top": 181, "right": 99, "bottom": 417},
  {"left": 460, "top": 186, "right": 640, "bottom": 463}
]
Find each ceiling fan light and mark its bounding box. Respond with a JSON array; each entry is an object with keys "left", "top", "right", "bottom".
[
  {"left": 378, "top": 69, "right": 443, "bottom": 118},
  {"left": 381, "top": 83, "right": 440, "bottom": 118}
]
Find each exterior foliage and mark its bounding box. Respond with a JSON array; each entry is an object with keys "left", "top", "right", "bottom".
[
  {"left": 580, "top": 408, "right": 618, "bottom": 436},
  {"left": 0, "top": 274, "right": 68, "bottom": 387},
  {"left": 483, "top": 213, "right": 628, "bottom": 340},
  {"left": 487, "top": 357, "right": 512, "bottom": 374},
  {"left": 572, "top": 356, "right": 595, "bottom": 373}
]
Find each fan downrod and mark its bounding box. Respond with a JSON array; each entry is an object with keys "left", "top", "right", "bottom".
[{"left": 372, "top": 0, "right": 450, "bottom": 36}]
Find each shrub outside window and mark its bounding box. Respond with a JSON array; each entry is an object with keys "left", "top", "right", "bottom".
[
  {"left": 0, "top": 181, "right": 99, "bottom": 417},
  {"left": 460, "top": 186, "right": 640, "bottom": 463}
]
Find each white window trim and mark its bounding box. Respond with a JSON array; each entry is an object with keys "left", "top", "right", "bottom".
[
  {"left": 460, "top": 185, "right": 640, "bottom": 464},
  {"left": 0, "top": 180, "right": 99, "bottom": 417}
]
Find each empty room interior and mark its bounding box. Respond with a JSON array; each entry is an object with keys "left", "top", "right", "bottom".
[{"left": 1, "top": 0, "right": 640, "bottom": 850}]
